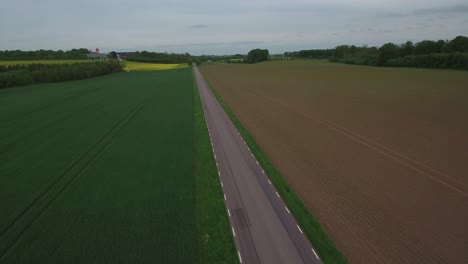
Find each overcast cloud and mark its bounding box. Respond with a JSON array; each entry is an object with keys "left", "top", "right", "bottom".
[{"left": 1, "top": 0, "right": 467, "bottom": 55}]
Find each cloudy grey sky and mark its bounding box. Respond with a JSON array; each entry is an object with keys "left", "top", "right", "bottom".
[{"left": 1, "top": 0, "right": 467, "bottom": 55}]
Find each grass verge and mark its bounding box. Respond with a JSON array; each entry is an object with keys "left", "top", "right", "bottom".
[
  {"left": 202, "top": 72, "right": 348, "bottom": 264},
  {"left": 192, "top": 69, "right": 238, "bottom": 263}
]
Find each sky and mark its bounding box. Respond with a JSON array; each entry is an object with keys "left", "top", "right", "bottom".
[{"left": 1, "top": 0, "right": 467, "bottom": 55}]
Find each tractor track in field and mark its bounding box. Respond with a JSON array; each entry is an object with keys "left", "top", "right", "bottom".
[
  {"left": 0, "top": 95, "right": 112, "bottom": 160},
  {"left": 0, "top": 82, "right": 110, "bottom": 124},
  {"left": 0, "top": 85, "right": 162, "bottom": 259}
]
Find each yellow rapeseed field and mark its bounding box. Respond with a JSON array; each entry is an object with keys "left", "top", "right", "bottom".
[{"left": 123, "top": 61, "right": 188, "bottom": 71}]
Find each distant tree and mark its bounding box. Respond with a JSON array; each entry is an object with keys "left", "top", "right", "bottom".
[
  {"left": 414, "top": 40, "right": 440, "bottom": 55},
  {"left": 0, "top": 48, "right": 89, "bottom": 60},
  {"left": 246, "top": 49, "right": 269, "bottom": 63},
  {"left": 378, "top": 43, "right": 400, "bottom": 65},
  {"left": 109, "top": 51, "right": 118, "bottom": 59},
  {"left": 400, "top": 41, "right": 414, "bottom": 57},
  {"left": 435, "top": 40, "right": 446, "bottom": 53},
  {"left": 334, "top": 45, "right": 350, "bottom": 58},
  {"left": 450, "top": 36, "right": 468, "bottom": 52},
  {"left": 442, "top": 41, "right": 454, "bottom": 53}
]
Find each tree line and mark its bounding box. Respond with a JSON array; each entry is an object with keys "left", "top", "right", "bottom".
[
  {"left": 0, "top": 49, "right": 91, "bottom": 60},
  {"left": 285, "top": 35, "right": 468, "bottom": 70},
  {"left": 126, "top": 51, "right": 192, "bottom": 64},
  {"left": 192, "top": 50, "right": 269, "bottom": 64},
  {"left": 0, "top": 61, "right": 123, "bottom": 89}
]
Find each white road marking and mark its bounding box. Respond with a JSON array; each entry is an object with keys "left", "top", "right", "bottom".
[
  {"left": 251, "top": 153, "right": 254, "bottom": 158},
  {"left": 276, "top": 192, "right": 280, "bottom": 198},
  {"left": 238, "top": 251, "right": 243, "bottom": 263},
  {"left": 232, "top": 227, "right": 236, "bottom": 237},
  {"left": 216, "top": 162, "right": 219, "bottom": 167},
  {"left": 221, "top": 182, "right": 223, "bottom": 187},
  {"left": 224, "top": 194, "right": 227, "bottom": 200},
  {"left": 247, "top": 147, "right": 250, "bottom": 151},
  {"left": 255, "top": 161, "right": 259, "bottom": 165},
  {"left": 297, "top": 225, "right": 303, "bottom": 234},
  {"left": 218, "top": 171, "right": 221, "bottom": 177},
  {"left": 262, "top": 169, "right": 265, "bottom": 174},
  {"left": 268, "top": 179, "right": 272, "bottom": 185},
  {"left": 214, "top": 154, "right": 217, "bottom": 159},
  {"left": 312, "top": 248, "right": 320, "bottom": 259},
  {"left": 285, "top": 207, "right": 291, "bottom": 214},
  {"left": 228, "top": 209, "right": 231, "bottom": 217}
]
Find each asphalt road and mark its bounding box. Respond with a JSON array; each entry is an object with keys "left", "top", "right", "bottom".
[{"left": 194, "top": 64, "right": 322, "bottom": 264}]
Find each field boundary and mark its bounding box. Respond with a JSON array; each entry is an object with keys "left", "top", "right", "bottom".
[
  {"left": 191, "top": 68, "right": 238, "bottom": 263},
  {"left": 201, "top": 70, "right": 347, "bottom": 264}
]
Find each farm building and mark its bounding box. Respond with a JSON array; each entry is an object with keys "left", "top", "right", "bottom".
[
  {"left": 115, "top": 52, "right": 136, "bottom": 60},
  {"left": 86, "top": 48, "right": 107, "bottom": 60}
]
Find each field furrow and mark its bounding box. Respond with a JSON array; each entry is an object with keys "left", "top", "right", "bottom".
[{"left": 201, "top": 61, "right": 468, "bottom": 263}]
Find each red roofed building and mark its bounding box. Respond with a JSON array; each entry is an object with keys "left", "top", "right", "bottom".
[{"left": 90, "top": 48, "right": 100, "bottom": 54}]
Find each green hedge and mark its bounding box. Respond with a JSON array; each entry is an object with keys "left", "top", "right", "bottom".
[{"left": 0, "top": 61, "right": 123, "bottom": 89}]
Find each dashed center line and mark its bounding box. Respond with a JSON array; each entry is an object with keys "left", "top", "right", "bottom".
[
  {"left": 297, "top": 225, "right": 303, "bottom": 234},
  {"left": 228, "top": 209, "right": 231, "bottom": 217},
  {"left": 262, "top": 169, "right": 265, "bottom": 174},
  {"left": 312, "top": 248, "right": 320, "bottom": 259},
  {"left": 232, "top": 227, "right": 236, "bottom": 237},
  {"left": 238, "top": 251, "right": 243, "bottom": 263},
  {"left": 268, "top": 179, "right": 272, "bottom": 185},
  {"left": 224, "top": 194, "right": 227, "bottom": 200},
  {"left": 276, "top": 192, "right": 280, "bottom": 198},
  {"left": 285, "top": 207, "right": 291, "bottom": 214}
]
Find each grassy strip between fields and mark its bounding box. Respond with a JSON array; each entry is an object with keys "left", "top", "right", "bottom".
[
  {"left": 203, "top": 74, "right": 348, "bottom": 264},
  {"left": 192, "top": 69, "right": 238, "bottom": 264}
]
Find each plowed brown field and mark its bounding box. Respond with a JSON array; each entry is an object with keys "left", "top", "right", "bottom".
[{"left": 201, "top": 61, "right": 468, "bottom": 263}]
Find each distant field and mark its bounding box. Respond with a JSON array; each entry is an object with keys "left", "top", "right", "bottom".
[
  {"left": 0, "top": 60, "right": 90, "bottom": 66},
  {"left": 124, "top": 61, "right": 188, "bottom": 71},
  {"left": 201, "top": 60, "right": 468, "bottom": 263},
  {"left": 0, "top": 68, "right": 233, "bottom": 263}
]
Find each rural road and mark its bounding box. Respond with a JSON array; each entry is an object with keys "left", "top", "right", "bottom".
[{"left": 193, "top": 64, "right": 322, "bottom": 264}]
